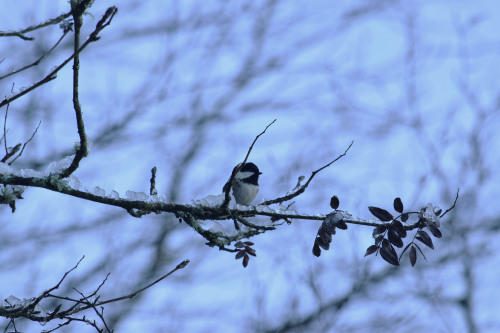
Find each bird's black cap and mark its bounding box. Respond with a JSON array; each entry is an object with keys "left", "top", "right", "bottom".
[{"left": 241, "top": 162, "right": 262, "bottom": 175}]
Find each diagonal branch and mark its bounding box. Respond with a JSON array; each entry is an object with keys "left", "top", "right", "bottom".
[
  {"left": 0, "top": 11, "right": 72, "bottom": 40},
  {"left": 8, "top": 121, "right": 41, "bottom": 165},
  {"left": 261, "top": 140, "right": 354, "bottom": 206},
  {"left": 222, "top": 119, "right": 276, "bottom": 207},
  {"left": 28, "top": 256, "right": 85, "bottom": 311},
  {"left": 0, "top": 7, "right": 118, "bottom": 110},
  {"left": 440, "top": 188, "right": 460, "bottom": 218},
  {"left": 0, "top": 25, "right": 72, "bottom": 81},
  {"left": 89, "top": 259, "right": 190, "bottom": 308}
]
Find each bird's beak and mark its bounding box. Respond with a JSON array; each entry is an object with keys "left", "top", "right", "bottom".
[{"left": 259, "top": 172, "right": 263, "bottom": 175}]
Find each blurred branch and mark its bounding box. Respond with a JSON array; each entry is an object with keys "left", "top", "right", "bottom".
[
  {"left": 0, "top": 6, "right": 118, "bottom": 110},
  {"left": 0, "top": 24, "right": 73, "bottom": 81},
  {"left": 0, "top": 10, "right": 72, "bottom": 40}
]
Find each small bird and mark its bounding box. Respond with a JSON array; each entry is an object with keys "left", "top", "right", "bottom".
[{"left": 223, "top": 162, "right": 262, "bottom": 205}]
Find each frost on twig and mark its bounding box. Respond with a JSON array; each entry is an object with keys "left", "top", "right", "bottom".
[{"left": 0, "top": 257, "right": 190, "bottom": 331}]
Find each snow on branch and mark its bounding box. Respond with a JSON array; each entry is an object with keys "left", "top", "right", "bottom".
[{"left": 0, "top": 256, "right": 190, "bottom": 332}]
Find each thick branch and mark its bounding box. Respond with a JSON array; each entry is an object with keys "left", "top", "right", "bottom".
[
  {"left": 58, "top": 2, "right": 88, "bottom": 179},
  {"left": 0, "top": 173, "right": 415, "bottom": 249}
]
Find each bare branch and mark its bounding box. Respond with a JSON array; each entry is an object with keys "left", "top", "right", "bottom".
[
  {"left": 8, "top": 121, "right": 42, "bottom": 165},
  {"left": 0, "top": 7, "right": 118, "bottom": 110},
  {"left": 57, "top": 1, "right": 92, "bottom": 179},
  {"left": 2, "top": 83, "right": 15, "bottom": 155},
  {"left": 222, "top": 119, "right": 276, "bottom": 206},
  {"left": 1, "top": 143, "right": 21, "bottom": 163},
  {"left": 90, "top": 259, "right": 190, "bottom": 308},
  {"left": 261, "top": 140, "right": 354, "bottom": 206},
  {"left": 29, "top": 256, "right": 85, "bottom": 310},
  {"left": 0, "top": 11, "right": 72, "bottom": 40},
  {"left": 73, "top": 288, "right": 112, "bottom": 333},
  {"left": 440, "top": 188, "right": 460, "bottom": 218},
  {"left": 150, "top": 166, "right": 158, "bottom": 195},
  {"left": 0, "top": 26, "right": 72, "bottom": 81}
]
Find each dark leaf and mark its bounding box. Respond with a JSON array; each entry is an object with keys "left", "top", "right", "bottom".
[
  {"left": 427, "top": 223, "right": 442, "bottom": 238},
  {"left": 401, "top": 213, "right": 409, "bottom": 222},
  {"left": 318, "top": 229, "right": 332, "bottom": 244},
  {"left": 242, "top": 254, "right": 249, "bottom": 267},
  {"left": 312, "top": 242, "right": 321, "bottom": 257},
  {"left": 409, "top": 246, "right": 417, "bottom": 267},
  {"left": 375, "top": 235, "right": 384, "bottom": 246},
  {"left": 373, "top": 225, "right": 387, "bottom": 236},
  {"left": 392, "top": 220, "right": 407, "bottom": 238},
  {"left": 316, "top": 237, "right": 330, "bottom": 251},
  {"left": 393, "top": 197, "right": 403, "bottom": 213},
  {"left": 364, "top": 245, "right": 379, "bottom": 257},
  {"left": 368, "top": 206, "right": 394, "bottom": 221},
  {"left": 416, "top": 230, "right": 434, "bottom": 249},
  {"left": 388, "top": 229, "right": 403, "bottom": 248},
  {"left": 330, "top": 195, "right": 339, "bottom": 210},
  {"left": 336, "top": 219, "right": 348, "bottom": 230},
  {"left": 243, "top": 241, "right": 254, "bottom": 246},
  {"left": 381, "top": 238, "right": 390, "bottom": 249},
  {"left": 323, "top": 219, "right": 337, "bottom": 234},
  {"left": 433, "top": 207, "right": 442, "bottom": 216},
  {"left": 245, "top": 247, "right": 257, "bottom": 256},
  {"left": 399, "top": 242, "right": 413, "bottom": 261},
  {"left": 234, "top": 241, "right": 245, "bottom": 248},
  {"left": 413, "top": 243, "right": 427, "bottom": 261},
  {"left": 380, "top": 246, "right": 400, "bottom": 266},
  {"left": 235, "top": 250, "right": 246, "bottom": 260},
  {"left": 382, "top": 239, "right": 399, "bottom": 262}
]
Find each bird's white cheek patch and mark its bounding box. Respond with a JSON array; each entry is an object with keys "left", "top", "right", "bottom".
[{"left": 235, "top": 171, "right": 254, "bottom": 180}]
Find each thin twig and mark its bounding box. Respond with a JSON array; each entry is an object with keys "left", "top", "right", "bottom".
[
  {"left": 0, "top": 7, "right": 118, "bottom": 110},
  {"left": 0, "top": 11, "right": 72, "bottom": 40},
  {"left": 222, "top": 119, "right": 276, "bottom": 206},
  {"left": 150, "top": 166, "right": 157, "bottom": 195},
  {"left": 0, "top": 26, "right": 72, "bottom": 81},
  {"left": 8, "top": 121, "right": 42, "bottom": 165},
  {"left": 441, "top": 188, "right": 460, "bottom": 218},
  {"left": 73, "top": 288, "right": 112, "bottom": 333},
  {"left": 3, "top": 101, "right": 8, "bottom": 155},
  {"left": 89, "top": 259, "right": 190, "bottom": 308},
  {"left": 261, "top": 140, "right": 354, "bottom": 206},
  {"left": 1, "top": 143, "right": 21, "bottom": 163},
  {"left": 2, "top": 83, "right": 15, "bottom": 155},
  {"left": 29, "top": 256, "right": 85, "bottom": 310}
]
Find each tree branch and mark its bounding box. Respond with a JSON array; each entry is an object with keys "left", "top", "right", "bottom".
[
  {"left": 58, "top": 1, "right": 89, "bottom": 179},
  {"left": 261, "top": 140, "right": 354, "bottom": 206},
  {"left": 0, "top": 6, "right": 118, "bottom": 109},
  {"left": 0, "top": 11, "right": 72, "bottom": 40},
  {"left": 222, "top": 119, "right": 276, "bottom": 207},
  {"left": 0, "top": 25, "right": 72, "bottom": 81}
]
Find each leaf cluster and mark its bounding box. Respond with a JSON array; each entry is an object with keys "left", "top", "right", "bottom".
[{"left": 364, "top": 198, "right": 443, "bottom": 266}]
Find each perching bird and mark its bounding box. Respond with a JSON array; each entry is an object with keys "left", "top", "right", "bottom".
[{"left": 223, "top": 162, "right": 262, "bottom": 205}]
